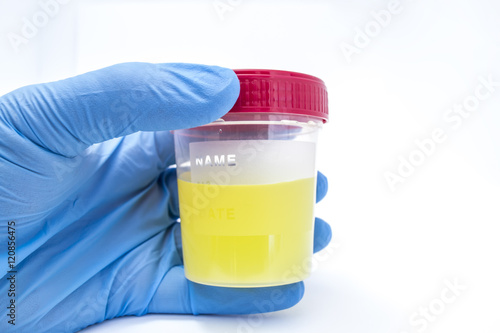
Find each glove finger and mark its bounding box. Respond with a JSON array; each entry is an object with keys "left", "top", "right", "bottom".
[
  {"left": 0, "top": 62, "right": 239, "bottom": 157},
  {"left": 159, "top": 167, "right": 180, "bottom": 220},
  {"left": 96, "top": 130, "right": 178, "bottom": 193},
  {"left": 148, "top": 264, "right": 305, "bottom": 315},
  {"left": 313, "top": 217, "right": 332, "bottom": 253},
  {"left": 316, "top": 171, "right": 328, "bottom": 203}
]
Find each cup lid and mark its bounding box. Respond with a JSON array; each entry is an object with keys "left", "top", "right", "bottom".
[{"left": 228, "top": 69, "right": 329, "bottom": 123}]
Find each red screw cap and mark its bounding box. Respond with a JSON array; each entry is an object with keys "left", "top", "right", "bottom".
[{"left": 229, "top": 69, "right": 329, "bottom": 123}]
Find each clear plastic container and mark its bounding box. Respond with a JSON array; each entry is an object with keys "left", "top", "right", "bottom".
[{"left": 174, "top": 69, "right": 328, "bottom": 287}]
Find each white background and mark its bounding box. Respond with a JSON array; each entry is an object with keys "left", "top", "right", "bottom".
[{"left": 1, "top": 0, "right": 500, "bottom": 332}]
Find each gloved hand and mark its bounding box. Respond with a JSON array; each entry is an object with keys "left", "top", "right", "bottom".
[{"left": 0, "top": 62, "right": 331, "bottom": 333}]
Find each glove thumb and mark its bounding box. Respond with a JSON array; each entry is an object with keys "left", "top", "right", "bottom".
[{"left": 0, "top": 62, "right": 240, "bottom": 157}]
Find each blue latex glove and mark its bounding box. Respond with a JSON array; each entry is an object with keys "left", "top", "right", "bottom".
[{"left": 0, "top": 63, "right": 331, "bottom": 332}]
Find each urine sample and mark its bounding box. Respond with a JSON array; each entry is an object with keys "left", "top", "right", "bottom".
[{"left": 173, "top": 69, "right": 328, "bottom": 287}]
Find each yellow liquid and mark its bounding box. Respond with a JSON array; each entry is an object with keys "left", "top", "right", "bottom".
[{"left": 178, "top": 177, "right": 315, "bottom": 287}]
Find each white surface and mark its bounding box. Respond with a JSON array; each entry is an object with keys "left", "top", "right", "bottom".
[
  {"left": 81, "top": 272, "right": 402, "bottom": 333},
  {"left": 1, "top": 0, "right": 500, "bottom": 332}
]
